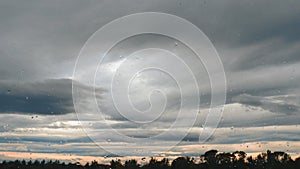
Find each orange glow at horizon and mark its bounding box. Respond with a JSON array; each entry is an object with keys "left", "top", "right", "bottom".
[{"left": 0, "top": 141, "right": 299, "bottom": 164}]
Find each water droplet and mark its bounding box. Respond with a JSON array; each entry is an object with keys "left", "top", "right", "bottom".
[
  {"left": 7, "top": 90, "right": 11, "bottom": 94},
  {"left": 174, "top": 42, "right": 178, "bottom": 47},
  {"left": 107, "top": 138, "right": 111, "bottom": 142},
  {"left": 230, "top": 126, "right": 234, "bottom": 130},
  {"left": 3, "top": 124, "right": 8, "bottom": 129},
  {"left": 119, "top": 55, "right": 123, "bottom": 58},
  {"left": 25, "top": 96, "right": 29, "bottom": 100}
]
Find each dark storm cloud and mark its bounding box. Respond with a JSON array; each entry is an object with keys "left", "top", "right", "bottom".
[
  {"left": 0, "top": 0, "right": 299, "bottom": 80},
  {"left": 0, "top": 79, "right": 73, "bottom": 115},
  {"left": 231, "top": 94, "right": 299, "bottom": 115},
  {"left": 0, "top": 78, "right": 106, "bottom": 115},
  {"left": 0, "top": 94, "right": 70, "bottom": 115},
  {"left": 215, "top": 1, "right": 300, "bottom": 46},
  {"left": 0, "top": 0, "right": 179, "bottom": 81},
  {"left": 238, "top": 15, "right": 300, "bottom": 45},
  {"left": 228, "top": 39, "right": 300, "bottom": 71}
]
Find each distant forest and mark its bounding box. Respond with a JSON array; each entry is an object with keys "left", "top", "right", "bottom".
[{"left": 1, "top": 150, "right": 300, "bottom": 169}]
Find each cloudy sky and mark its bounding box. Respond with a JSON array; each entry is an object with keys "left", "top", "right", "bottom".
[{"left": 0, "top": 0, "right": 300, "bottom": 163}]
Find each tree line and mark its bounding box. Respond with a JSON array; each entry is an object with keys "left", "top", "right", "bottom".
[{"left": 0, "top": 150, "right": 300, "bottom": 169}]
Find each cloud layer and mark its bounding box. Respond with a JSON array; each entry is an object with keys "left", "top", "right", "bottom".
[{"left": 0, "top": 0, "right": 299, "bottom": 157}]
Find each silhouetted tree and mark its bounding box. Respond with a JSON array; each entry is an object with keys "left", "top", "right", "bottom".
[
  {"left": 111, "top": 159, "right": 123, "bottom": 169},
  {"left": 203, "top": 149, "right": 218, "bottom": 166},
  {"left": 125, "top": 159, "right": 139, "bottom": 169},
  {"left": 0, "top": 150, "right": 299, "bottom": 169},
  {"left": 233, "top": 151, "right": 247, "bottom": 169},
  {"left": 171, "top": 157, "right": 190, "bottom": 169}
]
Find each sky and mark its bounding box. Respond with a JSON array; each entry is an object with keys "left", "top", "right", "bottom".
[{"left": 0, "top": 0, "right": 300, "bottom": 163}]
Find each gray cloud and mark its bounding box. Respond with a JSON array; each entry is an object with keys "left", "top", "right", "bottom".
[
  {"left": 0, "top": 0, "right": 300, "bottom": 156},
  {"left": 231, "top": 94, "right": 299, "bottom": 115},
  {"left": 0, "top": 79, "right": 73, "bottom": 115}
]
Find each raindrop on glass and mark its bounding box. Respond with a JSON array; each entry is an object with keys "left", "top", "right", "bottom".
[{"left": 3, "top": 124, "right": 8, "bottom": 129}]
